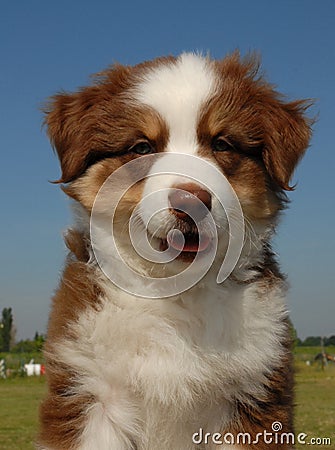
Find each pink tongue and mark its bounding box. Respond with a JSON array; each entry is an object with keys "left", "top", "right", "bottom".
[{"left": 167, "top": 232, "right": 210, "bottom": 252}]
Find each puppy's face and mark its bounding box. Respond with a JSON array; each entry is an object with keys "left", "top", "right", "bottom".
[{"left": 46, "top": 53, "right": 311, "bottom": 275}]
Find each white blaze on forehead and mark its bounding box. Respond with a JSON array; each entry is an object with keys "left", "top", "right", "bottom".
[
  {"left": 134, "top": 54, "right": 221, "bottom": 239},
  {"left": 134, "top": 53, "right": 218, "bottom": 154}
]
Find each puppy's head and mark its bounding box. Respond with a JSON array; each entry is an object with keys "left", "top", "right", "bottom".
[{"left": 45, "top": 53, "right": 311, "bottom": 275}]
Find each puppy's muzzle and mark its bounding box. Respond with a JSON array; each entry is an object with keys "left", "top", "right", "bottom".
[{"left": 168, "top": 183, "right": 212, "bottom": 222}]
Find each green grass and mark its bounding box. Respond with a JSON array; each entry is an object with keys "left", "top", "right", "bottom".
[
  {"left": 0, "top": 351, "right": 334, "bottom": 449},
  {"left": 0, "top": 377, "right": 46, "bottom": 450},
  {"left": 294, "top": 362, "right": 335, "bottom": 449}
]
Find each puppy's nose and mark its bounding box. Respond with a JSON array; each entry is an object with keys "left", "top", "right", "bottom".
[{"left": 168, "top": 183, "right": 212, "bottom": 221}]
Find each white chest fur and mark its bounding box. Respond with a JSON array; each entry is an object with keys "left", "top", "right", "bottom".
[{"left": 53, "top": 270, "right": 288, "bottom": 450}]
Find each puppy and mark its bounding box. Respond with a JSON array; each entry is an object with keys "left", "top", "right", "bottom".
[{"left": 39, "top": 53, "right": 311, "bottom": 450}]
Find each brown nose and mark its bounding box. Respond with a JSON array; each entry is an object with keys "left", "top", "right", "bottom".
[{"left": 168, "top": 183, "right": 212, "bottom": 221}]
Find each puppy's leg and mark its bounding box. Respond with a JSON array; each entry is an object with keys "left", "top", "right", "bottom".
[{"left": 39, "top": 378, "right": 141, "bottom": 450}]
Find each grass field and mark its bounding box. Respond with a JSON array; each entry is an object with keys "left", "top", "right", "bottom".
[
  {"left": 0, "top": 351, "right": 334, "bottom": 449},
  {"left": 294, "top": 362, "right": 335, "bottom": 449},
  {"left": 0, "top": 376, "right": 46, "bottom": 449}
]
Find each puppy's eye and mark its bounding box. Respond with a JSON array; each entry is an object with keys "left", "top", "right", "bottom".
[
  {"left": 131, "top": 141, "right": 154, "bottom": 155},
  {"left": 212, "top": 137, "right": 234, "bottom": 152}
]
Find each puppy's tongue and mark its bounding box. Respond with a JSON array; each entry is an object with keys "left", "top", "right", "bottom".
[{"left": 167, "top": 231, "right": 210, "bottom": 253}]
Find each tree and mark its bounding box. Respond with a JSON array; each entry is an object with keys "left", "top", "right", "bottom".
[
  {"left": 287, "top": 319, "right": 300, "bottom": 348},
  {"left": 301, "top": 336, "right": 322, "bottom": 347},
  {"left": 325, "top": 335, "right": 335, "bottom": 346},
  {"left": 295, "top": 337, "right": 302, "bottom": 347},
  {"left": 34, "top": 331, "right": 45, "bottom": 352},
  {"left": 0, "top": 308, "right": 13, "bottom": 352},
  {"left": 11, "top": 332, "right": 46, "bottom": 353}
]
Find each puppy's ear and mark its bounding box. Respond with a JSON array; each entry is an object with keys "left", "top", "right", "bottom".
[
  {"left": 261, "top": 98, "right": 312, "bottom": 190},
  {"left": 44, "top": 89, "right": 96, "bottom": 183}
]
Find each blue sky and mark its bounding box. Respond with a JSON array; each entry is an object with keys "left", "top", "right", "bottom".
[{"left": 1, "top": 0, "right": 334, "bottom": 340}]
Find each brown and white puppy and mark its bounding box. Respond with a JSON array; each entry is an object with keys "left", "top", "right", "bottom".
[{"left": 39, "top": 53, "right": 311, "bottom": 450}]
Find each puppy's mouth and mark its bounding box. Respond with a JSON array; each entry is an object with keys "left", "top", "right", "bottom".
[{"left": 159, "top": 229, "right": 211, "bottom": 260}]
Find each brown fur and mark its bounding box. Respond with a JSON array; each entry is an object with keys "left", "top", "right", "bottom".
[
  {"left": 39, "top": 363, "right": 94, "bottom": 450},
  {"left": 228, "top": 333, "right": 294, "bottom": 449},
  {"left": 45, "top": 62, "right": 170, "bottom": 184},
  {"left": 39, "top": 230, "right": 102, "bottom": 448},
  {"left": 213, "top": 54, "right": 312, "bottom": 191}
]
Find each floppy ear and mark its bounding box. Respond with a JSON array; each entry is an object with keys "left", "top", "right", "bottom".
[
  {"left": 44, "top": 89, "right": 97, "bottom": 183},
  {"left": 261, "top": 99, "right": 312, "bottom": 190}
]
